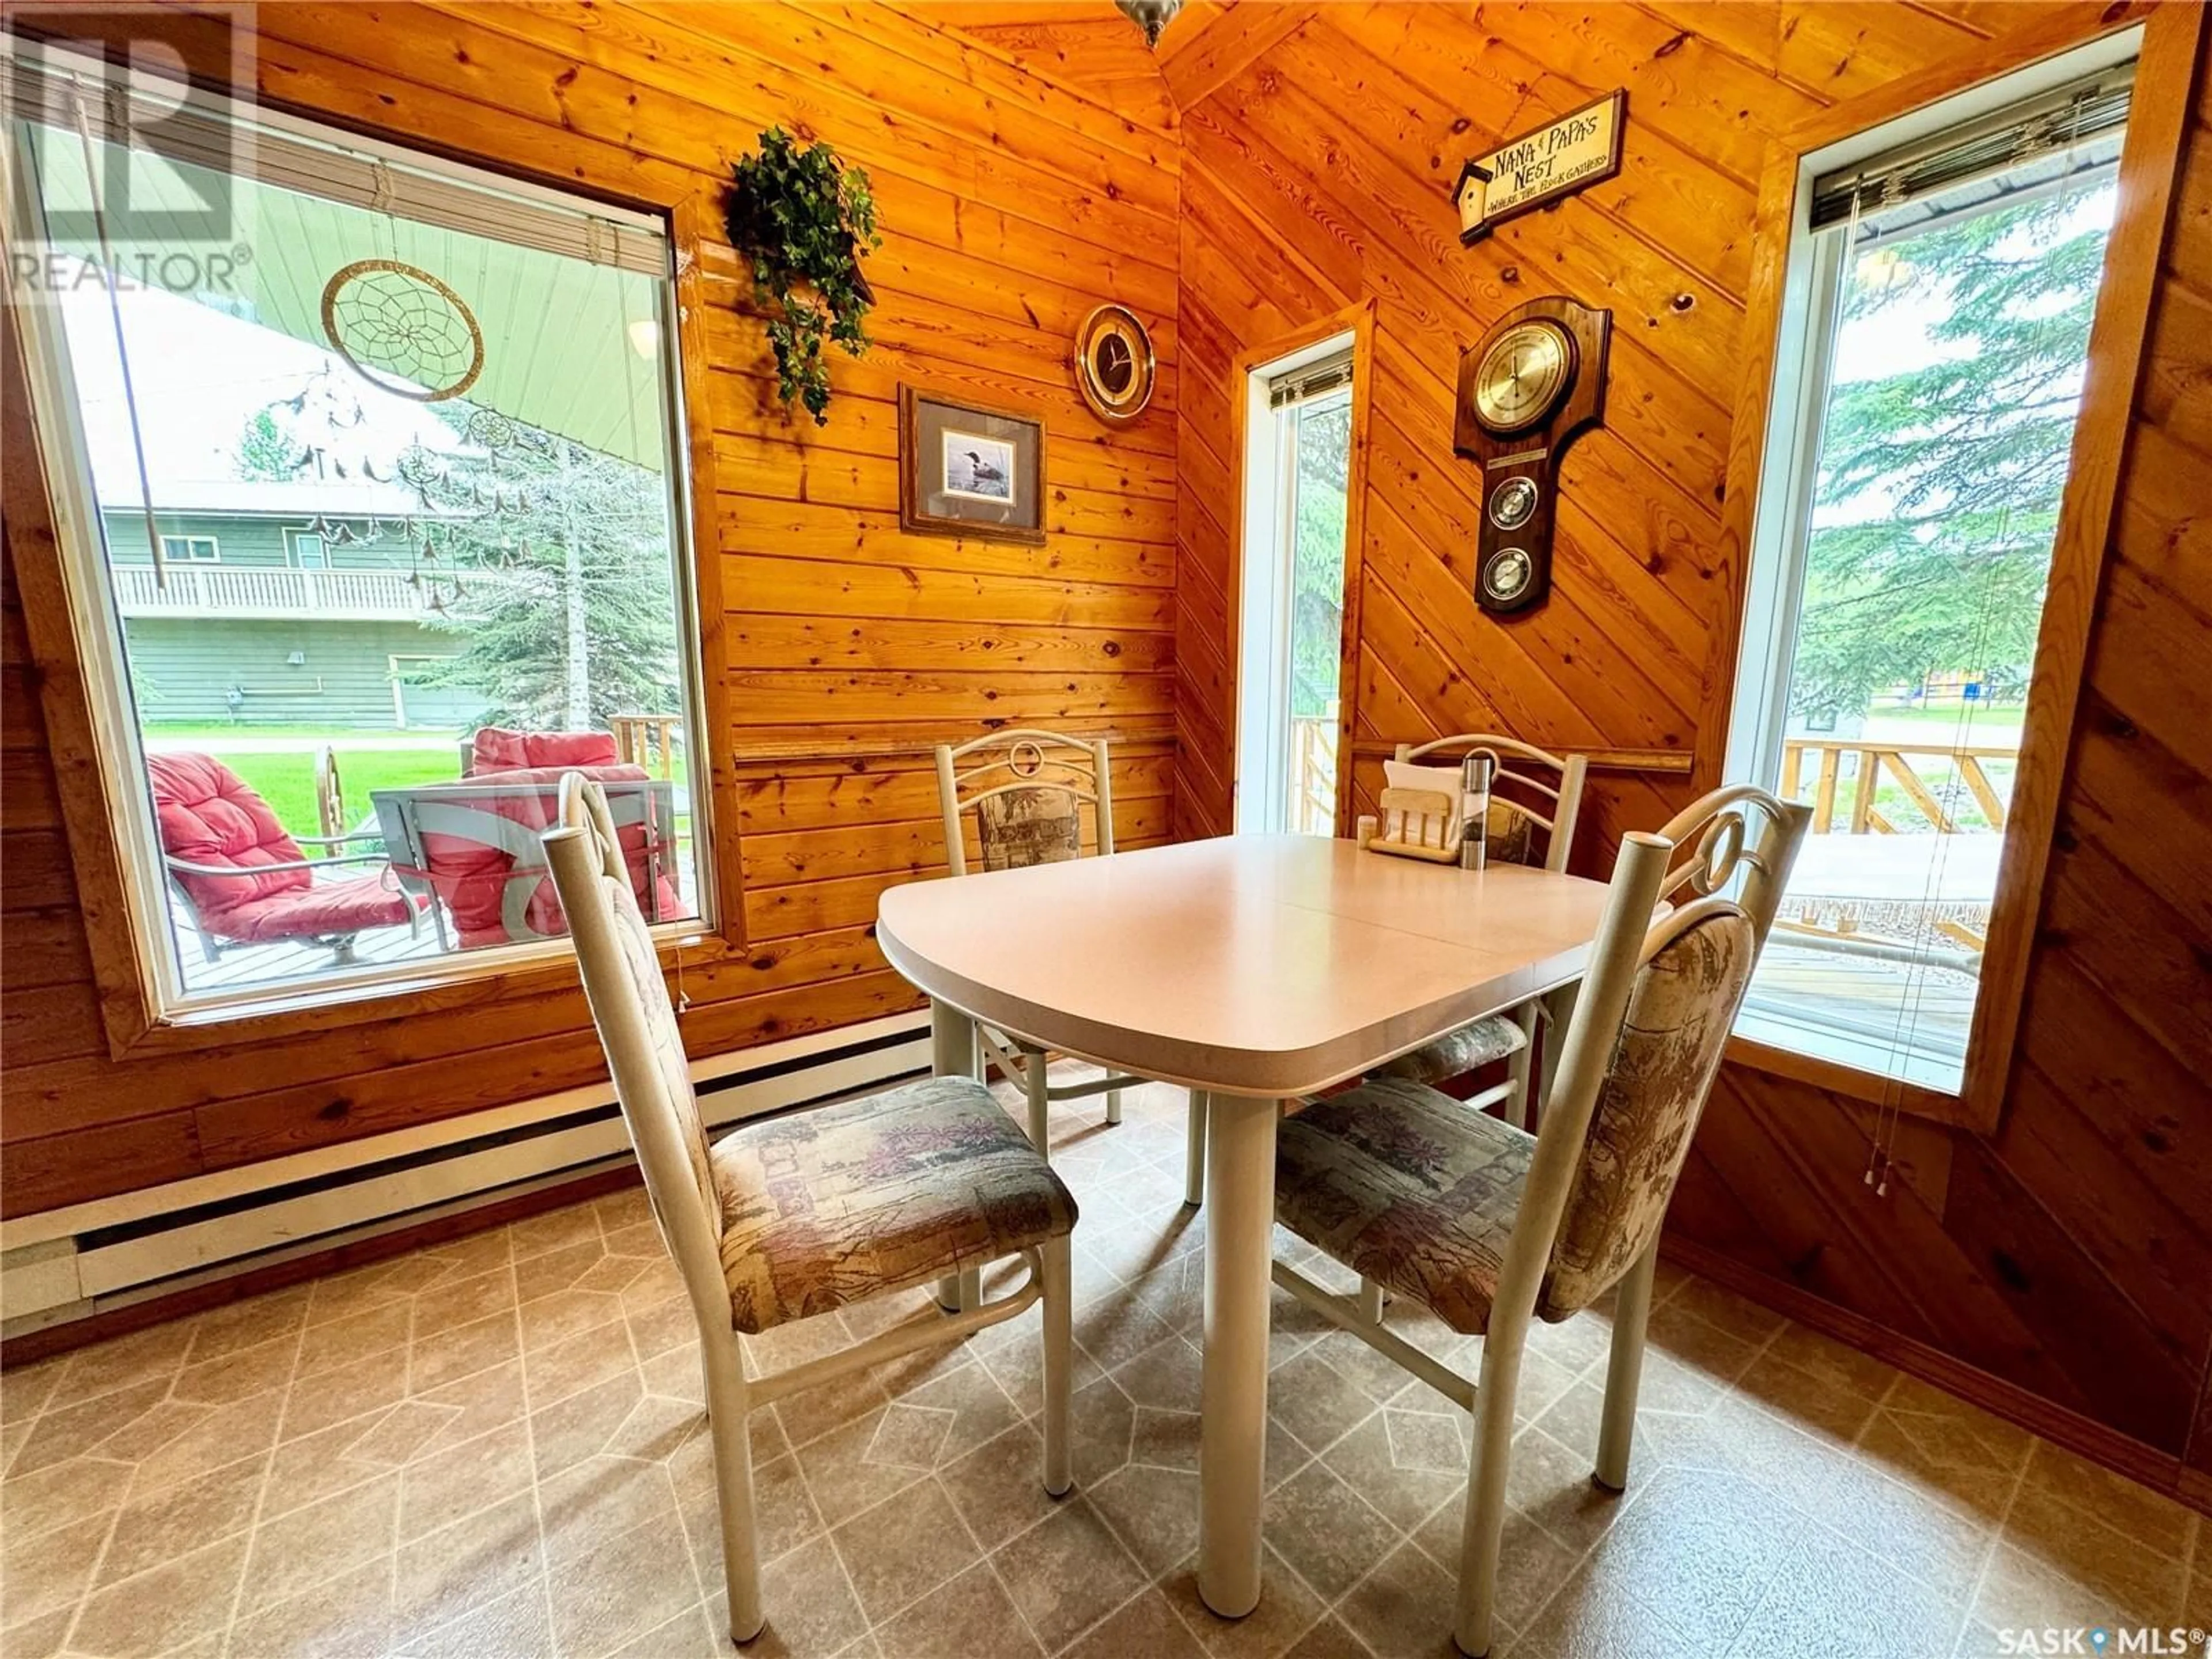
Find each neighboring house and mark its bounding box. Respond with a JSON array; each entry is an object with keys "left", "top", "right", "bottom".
[{"left": 103, "top": 479, "right": 486, "bottom": 732}]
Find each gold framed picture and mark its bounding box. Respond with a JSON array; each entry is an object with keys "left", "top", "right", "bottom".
[{"left": 898, "top": 386, "right": 1047, "bottom": 545}]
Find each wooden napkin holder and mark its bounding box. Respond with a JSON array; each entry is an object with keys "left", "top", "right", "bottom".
[{"left": 1358, "top": 786, "right": 1465, "bottom": 863}]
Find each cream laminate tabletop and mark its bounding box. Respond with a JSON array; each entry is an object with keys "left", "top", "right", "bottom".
[{"left": 876, "top": 833, "right": 1618, "bottom": 1100}]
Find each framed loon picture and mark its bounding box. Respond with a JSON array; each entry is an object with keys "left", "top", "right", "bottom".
[{"left": 898, "top": 385, "right": 1047, "bottom": 545}]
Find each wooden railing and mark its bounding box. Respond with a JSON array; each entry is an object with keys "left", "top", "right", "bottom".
[
  {"left": 111, "top": 564, "right": 446, "bottom": 621},
  {"left": 613, "top": 713, "right": 684, "bottom": 780},
  {"left": 1289, "top": 709, "right": 1338, "bottom": 836},
  {"left": 1781, "top": 737, "right": 2017, "bottom": 835}
]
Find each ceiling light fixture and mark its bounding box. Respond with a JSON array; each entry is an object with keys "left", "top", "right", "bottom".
[{"left": 1115, "top": 0, "right": 1182, "bottom": 48}]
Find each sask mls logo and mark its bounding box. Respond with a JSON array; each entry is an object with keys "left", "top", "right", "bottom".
[
  {"left": 1998, "top": 1628, "right": 2210, "bottom": 1656},
  {"left": 5, "top": 5, "right": 254, "bottom": 250}
]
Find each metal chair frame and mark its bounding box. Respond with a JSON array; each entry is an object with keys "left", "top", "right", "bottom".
[
  {"left": 546, "top": 776, "right": 1071, "bottom": 1645},
  {"left": 1276, "top": 783, "right": 1809, "bottom": 1656},
  {"left": 934, "top": 730, "right": 1207, "bottom": 1184},
  {"left": 1381, "top": 733, "right": 1592, "bottom": 1130}
]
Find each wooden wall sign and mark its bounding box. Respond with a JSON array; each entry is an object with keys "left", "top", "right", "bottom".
[
  {"left": 1452, "top": 92, "right": 1626, "bottom": 245},
  {"left": 1452, "top": 296, "right": 1611, "bottom": 616}
]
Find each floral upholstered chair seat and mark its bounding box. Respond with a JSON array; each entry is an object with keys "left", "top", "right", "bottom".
[
  {"left": 1278, "top": 908, "right": 1756, "bottom": 1332},
  {"left": 1374, "top": 1013, "right": 1528, "bottom": 1090},
  {"left": 712, "top": 1077, "right": 1078, "bottom": 1334}
]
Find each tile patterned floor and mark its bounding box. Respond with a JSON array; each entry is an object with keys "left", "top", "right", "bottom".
[{"left": 2, "top": 1072, "right": 2206, "bottom": 1659}]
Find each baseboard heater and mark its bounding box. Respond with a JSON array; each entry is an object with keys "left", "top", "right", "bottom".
[{"left": 0, "top": 1011, "right": 932, "bottom": 1337}]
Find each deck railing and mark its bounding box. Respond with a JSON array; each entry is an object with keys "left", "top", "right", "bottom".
[
  {"left": 1779, "top": 737, "right": 2017, "bottom": 836},
  {"left": 1289, "top": 710, "right": 1338, "bottom": 836},
  {"left": 111, "top": 564, "right": 449, "bottom": 621}
]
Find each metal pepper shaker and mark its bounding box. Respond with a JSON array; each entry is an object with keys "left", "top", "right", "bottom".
[{"left": 1461, "top": 752, "right": 1494, "bottom": 870}]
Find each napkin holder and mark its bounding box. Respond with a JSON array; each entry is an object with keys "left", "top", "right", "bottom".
[{"left": 1359, "top": 786, "right": 1464, "bottom": 862}]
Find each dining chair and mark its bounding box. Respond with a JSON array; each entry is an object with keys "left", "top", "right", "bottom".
[
  {"left": 1272, "top": 783, "right": 1809, "bottom": 1657},
  {"left": 935, "top": 729, "right": 1211, "bottom": 1204},
  {"left": 1368, "top": 734, "right": 1590, "bottom": 1130},
  {"left": 545, "top": 775, "right": 1077, "bottom": 1645}
]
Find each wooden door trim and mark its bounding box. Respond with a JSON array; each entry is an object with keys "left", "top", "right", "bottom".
[
  {"left": 0, "top": 18, "right": 749, "bottom": 1058},
  {"left": 1702, "top": 2, "right": 2205, "bottom": 1134}
]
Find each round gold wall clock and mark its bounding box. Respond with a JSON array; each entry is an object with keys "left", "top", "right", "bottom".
[
  {"left": 1073, "top": 304, "right": 1157, "bottom": 426},
  {"left": 1471, "top": 318, "right": 1575, "bottom": 434}
]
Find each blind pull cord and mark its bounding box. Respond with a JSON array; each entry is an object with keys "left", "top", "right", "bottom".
[{"left": 67, "top": 79, "right": 166, "bottom": 591}]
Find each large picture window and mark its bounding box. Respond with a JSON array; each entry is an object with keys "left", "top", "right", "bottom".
[
  {"left": 7, "top": 48, "right": 707, "bottom": 1018},
  {"left": 1726, "top": 45, "right": 2135, "bottom": 1092}
]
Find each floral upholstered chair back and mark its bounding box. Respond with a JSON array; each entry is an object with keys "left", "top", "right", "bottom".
[
  {"left": 1536, "top": 784, "right": 1810, "bottom": 1320},
  {"left": 1391, "top": 734, "right": 1589, "bottom": 873},
  {"left": 543, "top": 774, "right": 729, "bottom": 1329},
  {"left": 1537, "top": 903, "right": 1752, "bottom": 1319},
  {"left": 935, "top": 730, "right": 1115, "bottom": 878}
]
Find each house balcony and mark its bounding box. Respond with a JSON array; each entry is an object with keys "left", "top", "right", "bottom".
[{"left": 110, "top": 563, "right": 449, "bottom": 622}]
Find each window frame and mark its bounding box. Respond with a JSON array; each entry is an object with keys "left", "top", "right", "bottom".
[
  {"left": 1709, "top": 5, "right": 2205, "bottom": 1131},
  {"left": 0, "top": 35, "right": 744, "bottom": 1058},
  {"left": 159, "top": 534, "right": 222, "bottom": 563}
]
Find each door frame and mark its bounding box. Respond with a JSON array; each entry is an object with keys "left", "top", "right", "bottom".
[{"left": 1227, "top": 298, "right": 1376, "bottom": 837}]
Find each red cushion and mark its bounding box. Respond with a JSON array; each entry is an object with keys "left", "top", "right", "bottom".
[
  {"left": 468, "top": 728, "right": 619, "bottom": 775},
  {"left": 201, "top": 874, "right": 418, "bottom": 944},
  {"left": 146, "top": 752, "right": 312, "bottom": 919}
]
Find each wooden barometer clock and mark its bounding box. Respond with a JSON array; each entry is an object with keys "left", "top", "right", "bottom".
[{"left": 1453, "top": 296, "right": 1612, "bottom": 616}]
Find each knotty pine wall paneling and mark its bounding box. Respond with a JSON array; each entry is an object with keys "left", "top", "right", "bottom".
[
  {"left": 0, "top": 1, "right": 1179, "bottom": 1216},
  {"left": 1168, "top": 3, "right": 2212, "bottom": 1504}
]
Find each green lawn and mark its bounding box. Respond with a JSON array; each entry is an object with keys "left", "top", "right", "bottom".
[{"left": 208, "top": 749, "right": 463, "bottom": 840}]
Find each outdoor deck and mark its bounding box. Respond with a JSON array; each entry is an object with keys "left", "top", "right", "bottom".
[{"left": 172, "top": 901, "right": 444, "bottom": 995}]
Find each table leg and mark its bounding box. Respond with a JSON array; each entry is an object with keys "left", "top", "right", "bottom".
[
  {"left": 931, "top": 999, "right": 983, "bottom": 1314},
  {"left": 1198, "top": 1092, "right": 1279, "bottom": 1618}
]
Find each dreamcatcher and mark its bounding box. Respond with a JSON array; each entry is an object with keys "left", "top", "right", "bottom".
[{"left": 321, "top": 259, "right": 486, "bottom": 403}]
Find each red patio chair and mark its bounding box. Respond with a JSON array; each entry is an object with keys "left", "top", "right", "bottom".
[
  {"left": 462, "top": 726, "right": 619, "bottom": 776},
  {"left": 373, "top": 767, "right": 679, "bottom": 950},
  {"left": 147, "top": 752, "right": 422, "bottom": 966}
]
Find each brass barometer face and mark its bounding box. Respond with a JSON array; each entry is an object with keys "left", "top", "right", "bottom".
[
  {"left": 1483, "top": 547, "right": 1535, "bottom": 604},
  {"left": 1472, "top": 320, "right": 1574, "bottom": 433},
  {"left": 1488, "top": 475, "right": 1539, "bottom": 531}
]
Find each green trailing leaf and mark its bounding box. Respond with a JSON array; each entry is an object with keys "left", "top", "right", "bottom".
[{"left": 725, "top": 128, "right": 881, "bottom": 425}]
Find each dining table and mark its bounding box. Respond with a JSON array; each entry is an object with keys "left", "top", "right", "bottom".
[{"left": 875, "top": 832, "right": 1621, "bottom": 1620}]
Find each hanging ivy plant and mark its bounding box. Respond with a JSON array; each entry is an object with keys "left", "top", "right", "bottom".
[{"left": 725, "top": 128, "right": 880, "bottom": 425}]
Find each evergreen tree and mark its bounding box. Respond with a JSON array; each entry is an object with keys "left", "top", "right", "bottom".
[
  {"left": 411, "top": 410, "right": 680, "bottom": 732},
  {"left": 1789, "top": 176, "right": 2114, "bottom": 724},
  {"left": 233, "top": 407, "right": 304, "bottom": 481},
  {"left": 1289, "top": 395, "right": 1351, "bottom": 720}
]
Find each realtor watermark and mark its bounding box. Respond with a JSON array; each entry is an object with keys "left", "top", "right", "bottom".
[
  {"left": 1994, "top": 1627, "right": 2210, "bottom": 1656},
  {"left": 4, "top": 4, "right": 257, "bottom": 294}
]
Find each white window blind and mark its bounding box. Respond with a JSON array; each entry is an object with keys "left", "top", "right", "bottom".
[
  {"left": 1808, "top": 63, "right": 2134, "bottom": 233},
  {"left": 3, "top": 46, "right": 666, "bottom": 274}
]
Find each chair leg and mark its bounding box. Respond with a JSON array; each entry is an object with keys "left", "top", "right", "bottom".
[
  {"left": 1183, "top": 1090, "right": 1209, "bottom": 1208},
  {"left": 1025, "top": 1047, "right": 1052, "bottom": 1156},
  {"left": 934, "top": 1001, "right": 983, "bottom": 1313},
  {"left": 1594, "top": 1238, "right": 1659, "bottom": 1492},
  {"left": 1104, "top": 1085, "right": 1124, "bottom": 1126},
  {"left": 699, "top": 1334, "right": 764, "bottom": 1643},
  {"left": 1503, "top": 1003, "right": 1539, "bottom": 1130},
  {"left": 1040, "top": 1235, "right": 1073, "bottom": 1497},
  {"left": 1453, "top": 1304, "right": 1529, "bottom": 1658},
  {"left": 1358, "top": 1277, "right": 1386, "bottom": 1324}
]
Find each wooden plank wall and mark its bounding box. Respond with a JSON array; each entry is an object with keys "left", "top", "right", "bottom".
[
  {"left": 0, "top": 0, "right": 1179, "bottom": 1215},
  {"left": 1168, "top": 2, "right": 2212, "bottom": 1499}
]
